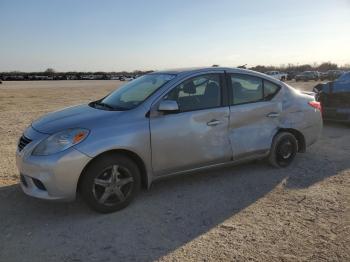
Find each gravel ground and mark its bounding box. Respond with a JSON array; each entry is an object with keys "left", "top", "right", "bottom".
[{"left": 0, "top": 80, "right": 349, "bottom": 261}]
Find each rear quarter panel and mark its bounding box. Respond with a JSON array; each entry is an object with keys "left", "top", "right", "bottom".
[{"left": 281, "top": 86, "right": 322, "bottom": 147}]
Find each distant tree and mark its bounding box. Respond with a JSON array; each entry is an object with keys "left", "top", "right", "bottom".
[
  {"left": 94, "top": 71, "right": 105, "bottom": 75},
  {"left": 44, "top": 68, "right": 55, "bottom": 75},
  {"left": 317, "top": 62, "right": 338, "bottom": 72},
  {"left": 250, "top": 65, "right": 276, "bottom": 73},
  {"left": 237, "top": 64, "right": 247, "bottom": 69},
  {"left": 342, "top": 64, "right": 350, "bottom": 70},
  {"left": 296, "top": 64, "right": 312, "bottom": 72}
]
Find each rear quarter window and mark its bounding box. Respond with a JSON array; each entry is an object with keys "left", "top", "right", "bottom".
[{"left": 263, "top": 80, "right": 280, "bottom": 100}]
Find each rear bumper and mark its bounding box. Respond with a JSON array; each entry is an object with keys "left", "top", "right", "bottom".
[
  {"left": 302, "top": 122, "right": 323, "bottom": 148},
  {"left": 296, "top": 109, "right": 323, "bottom": 148}
]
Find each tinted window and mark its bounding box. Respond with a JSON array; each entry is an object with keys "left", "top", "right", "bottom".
[
  {"left": 230, "top": 74, "right": 263, "bottom": 105},
  {"left": 264, "top": 80, "right": 280, "bottom": 100},
  {"left": 165, "top": 74, "right": 221, "bottom": 112}
]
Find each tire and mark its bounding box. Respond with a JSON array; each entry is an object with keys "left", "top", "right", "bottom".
[
  {"left": 268, "top": 132, "right": 298, "bottom": 168},
  {"left": 80, "top": 154, "right": 141, "bottom": 213}
]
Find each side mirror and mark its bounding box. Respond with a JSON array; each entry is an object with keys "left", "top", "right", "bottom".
[{"left": 158, "top": 100, "right": 179, "bottom": 112}]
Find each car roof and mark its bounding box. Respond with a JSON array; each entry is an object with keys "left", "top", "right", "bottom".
[
  {"left": 151, "top": 66, "right": 265, "bottom": 76},
  {"left": 149, "top": 66, "right": 284, "bottom": 86}
]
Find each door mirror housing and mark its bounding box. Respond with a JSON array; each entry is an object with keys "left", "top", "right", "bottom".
[{"left": 158, "top": 100, "right": 179, "bottom": 112}]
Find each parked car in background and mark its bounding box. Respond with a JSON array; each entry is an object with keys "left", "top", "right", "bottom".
[
  {"left": 327, "top": 70, "right": 344, "bottom": 81},
  {"left": 81, "top": 75, "right": 95, "bottom": 80},
  {"left": 265, "top": 71, "right": 288, "bottom": 81},
  {"left": 124, "top": 76, "right": 134, "bottom": 81},
  {"left": 110, "top": 75, "right": 120, "bottom": 80},
  {"left": 295, "top": 71, "right": 319, "bottom": 81},
  {"left": 315, "top": 72, "right": 350, "bottom": 122},
  {"left": 16, "top": 67, "right": 322, "bottom": 213},
  {"left": 319, "top": 70, "right": 343, "bottom": 81},
  {"left": 287, "top": 72, "right": 297, "bottom": 80},
  {"left": 119, "top": 76, "right": 135, "bottom": 81},
  {"left": 320, "top": 72, "right": 329, "bottom": 81}
]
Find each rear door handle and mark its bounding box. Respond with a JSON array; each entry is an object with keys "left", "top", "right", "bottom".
[
  {"left": 207, "top": 120, "right": 221, "bottom": 126},
  {"left": 266, "top": 112, "right": 280, "bottom": 118}
]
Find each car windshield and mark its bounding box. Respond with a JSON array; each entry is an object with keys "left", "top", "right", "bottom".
[{"left": 95, "top": 74, "right": 176, "bottom": 110}]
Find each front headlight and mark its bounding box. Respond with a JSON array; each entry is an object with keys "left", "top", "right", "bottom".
[{"left": 32, "top": 128, "right": 90, "bottom": 156}]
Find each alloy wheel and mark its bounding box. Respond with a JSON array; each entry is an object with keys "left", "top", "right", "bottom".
[{"left": 92, "top": 165, "right": 134, "bottom": 206}]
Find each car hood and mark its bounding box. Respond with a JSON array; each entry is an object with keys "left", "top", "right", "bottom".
[{"left": 32, "top": 104, "right": 120, "bottom": 134}]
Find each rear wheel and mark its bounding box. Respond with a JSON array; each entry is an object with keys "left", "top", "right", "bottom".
[
  {"left": 268, "top": 132, "right": 298, "bottom": 168},
  {"left": 80, "top": 154, "right": 141, "bottom": 213}
]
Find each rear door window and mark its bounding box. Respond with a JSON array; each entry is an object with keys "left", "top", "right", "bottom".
[{"left": 230, "top": 74, "right": 263, "bottom": 105}]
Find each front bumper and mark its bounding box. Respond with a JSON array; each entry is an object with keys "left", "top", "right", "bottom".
[{"left": 16, "top": 127, "right": 92, "bottom": 201}]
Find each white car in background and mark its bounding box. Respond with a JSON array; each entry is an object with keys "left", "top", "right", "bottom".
[
  {"left": 120, "top": 76, "right": 135, "bottom": 81},
  {"left": 265, "top": 71, "right": 288, "bottom": 81}
]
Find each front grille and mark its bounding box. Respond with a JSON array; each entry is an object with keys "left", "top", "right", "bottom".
[{"left": 18, "top": 135, "right": 32, "bottom": 152}]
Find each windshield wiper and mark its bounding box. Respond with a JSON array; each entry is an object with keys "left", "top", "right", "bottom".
[
  {"left": 93, "top": 101, "right": 115, "bottom": 110},
  {"left": 92, "top": 101, "right": 128, "bottom": 111}
]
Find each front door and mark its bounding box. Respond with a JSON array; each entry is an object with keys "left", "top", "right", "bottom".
[{"left": 150, "top": 73, "right": 232, "bottom": 176}]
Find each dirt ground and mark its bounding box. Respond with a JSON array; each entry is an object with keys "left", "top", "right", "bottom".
[{"left": 0, "top": 80, "right": 349, "bottom": 261}]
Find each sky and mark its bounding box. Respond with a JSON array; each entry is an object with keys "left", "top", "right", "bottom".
[{"left": 0, "top": 0, "right": 349, "bottom": 72}]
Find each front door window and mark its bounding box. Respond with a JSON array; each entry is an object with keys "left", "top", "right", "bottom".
[{"left": 165, "top": 74, "right": 222, "bottom": 112}]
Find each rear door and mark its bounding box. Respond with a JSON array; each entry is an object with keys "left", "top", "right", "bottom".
[
  {"left": 150, "top": 72, "right": 232, "bottom": 176},
  {"left": 227, "top": 73, "right": 282, "bottom": 159}
]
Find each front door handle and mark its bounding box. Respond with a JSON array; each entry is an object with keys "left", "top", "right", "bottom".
[
  {"left": 266, "top": 112, "right": 280, "bottom": 118},
  {"left": 207, "top": 120, "right": 221, "bottom": 126}
]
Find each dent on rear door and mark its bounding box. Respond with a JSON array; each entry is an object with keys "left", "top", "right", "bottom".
[{"left": 229, "top": 101, "right": 281, "bottom": 159}]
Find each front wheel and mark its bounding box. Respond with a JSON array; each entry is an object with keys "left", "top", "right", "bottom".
[
  {"left": 268, "top": 132, "right": 298, "bottom": 168},
  {"left": 80, "top": 154, "right": 141, "bottom": 213}
]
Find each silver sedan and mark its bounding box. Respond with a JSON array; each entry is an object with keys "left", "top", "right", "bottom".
[{"left": 16, "top": 67, "right": 322, "bottom": 213}]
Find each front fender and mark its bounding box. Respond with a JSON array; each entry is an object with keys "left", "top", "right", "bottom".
[{"left": 74, "top": 117, "right": 153, "bottom": 185}]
